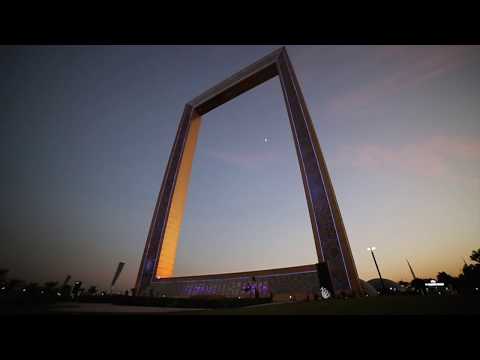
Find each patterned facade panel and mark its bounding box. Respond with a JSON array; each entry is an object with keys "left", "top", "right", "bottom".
[
  {"left": 277, "top": 54, "right": 352, "bottom": 294},
  {"left": 148, "top": 270, "right": 321, "bottom": 298}
]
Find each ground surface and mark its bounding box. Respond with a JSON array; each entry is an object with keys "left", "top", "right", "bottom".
[
  {"left": 50, "top": 302, "right": 203, "bottom": 314},
  {"left": 1, "top": 296, "right": 479, "bottom": 315},
  {"left": 170, "top": 295, "right": 480, "bottom": 315},
  {"left": 0, "top": 302, "right": 202, "bottom": 315}
]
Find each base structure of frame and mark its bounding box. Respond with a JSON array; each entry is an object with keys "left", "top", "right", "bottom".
[{"left": 135, "top": 47, "right": 362, "bottom": 297}]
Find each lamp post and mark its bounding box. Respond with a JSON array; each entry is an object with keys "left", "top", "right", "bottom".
[{"left": 367, "top": 247, "right": 386, "bottom": 295}]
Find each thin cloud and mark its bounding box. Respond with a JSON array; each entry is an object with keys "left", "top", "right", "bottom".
[
  {"left": 327, "top": 46, "right": 476, "bottom": 115},
  {"left": 340, "top": 134, "right": 480, "bottom": 178}
]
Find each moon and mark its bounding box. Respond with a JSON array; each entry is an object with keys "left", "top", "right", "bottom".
[{"left": 264, "top": 137, "right": 269, "bottom": 143}]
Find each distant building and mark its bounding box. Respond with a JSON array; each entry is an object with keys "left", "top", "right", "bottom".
[{"left": 368, "top": 278, "right": 401, "bottom": 293}]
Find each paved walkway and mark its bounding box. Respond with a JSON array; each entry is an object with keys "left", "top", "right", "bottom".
[
  {"left": 48, "top": 302, "right": 202, "bottom": 314},
  {"left": 242, "top": 301, "right": 290, "bottom": 308}
]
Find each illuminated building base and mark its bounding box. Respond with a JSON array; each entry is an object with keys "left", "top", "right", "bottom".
[{"left": 147, "top": 264, "right": 326, "bottom": 301}]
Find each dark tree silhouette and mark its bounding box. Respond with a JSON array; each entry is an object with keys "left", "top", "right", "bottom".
[
  {"left": 43, "top": 281, "right": 58, "bottom": 296},
  {"left": 470, "top": 248, "right": 480, "bottom": 264},
  {"left": 23, "top": 282, "right": 40, "bottom": 297},
  {"left": 0, "top": 268, "right": 8, "bottom": 280},
  {"left": 437, "top": 272, "right": 454, "bottom": 284},
  {"left": 452, "top": 248, "right": 480, "bottom": 293},
  {"left": 60, "top": 284, "right": 72, "bottom": 298},
  {"left": 459, "top": 264, "right": 480, "bottom": 292},
  {"left": 26, "top": 282, "right": 39, "bottom": 290},
  {"left": 87, "top": 286, "right": 98, "bottom": 296},
  {"left": 410, "top": 278, "right": 427, "bottom": 294},
  {"left": 7, "top": 279, "right": 24, "bottom": 292},
  {"left": 44, "top": 281, "right": 58, "bottom": 288}
]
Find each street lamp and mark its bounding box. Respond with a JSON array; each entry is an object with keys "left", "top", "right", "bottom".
[{"left": 367, "top": 247, "right": 386, "bottom": 295}]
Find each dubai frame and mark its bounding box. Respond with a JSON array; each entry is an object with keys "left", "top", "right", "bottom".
[{"left": 136, "top": 47, "right": 362, "bottom": 297}]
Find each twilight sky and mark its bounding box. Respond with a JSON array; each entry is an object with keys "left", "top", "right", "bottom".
[{"left": 1, "top": 45, "right": 479, "bottom": 292}]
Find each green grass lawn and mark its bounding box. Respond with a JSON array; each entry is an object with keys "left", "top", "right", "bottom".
[{"left": 178, "top": 296, "right": 480, "bottom": 315}]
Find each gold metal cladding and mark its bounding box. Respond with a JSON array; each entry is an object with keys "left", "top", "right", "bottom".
[{"left": 156, "top": 114, "right": 202, "bottom": 278}]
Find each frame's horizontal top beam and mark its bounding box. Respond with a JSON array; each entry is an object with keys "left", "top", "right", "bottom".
[{"left": 188, "top": 47, "right": 284, "bottom": 115}]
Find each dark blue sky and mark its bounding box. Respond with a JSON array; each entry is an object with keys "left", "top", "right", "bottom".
[{"left": 1, "top": 45, "right": 479, "bottom": 292}]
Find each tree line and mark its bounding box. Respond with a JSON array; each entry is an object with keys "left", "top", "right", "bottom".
[{"left": 1, "top": 248, "right": 479, "bottom": 304}]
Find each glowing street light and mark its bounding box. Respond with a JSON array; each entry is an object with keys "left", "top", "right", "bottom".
[{"left": 367, "top": 246, "right": 386, "bottom": 295}]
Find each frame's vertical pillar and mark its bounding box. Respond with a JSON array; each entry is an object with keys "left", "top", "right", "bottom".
[
  {"left": 276, "top": 49, "right": 362, "bottom": 295},
  {"left": 156, "top": 114, "right": 202, "bottom": 278},
  {"left": 135, "top": 105, "right": 199, "bottom": 294}
]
